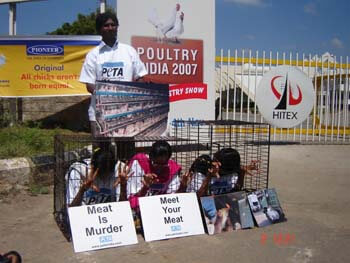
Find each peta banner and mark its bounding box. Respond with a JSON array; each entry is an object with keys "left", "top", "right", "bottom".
[
  {"left": 117, "top": 0, "right": 216, "bottom": 126},
  {"left": 256, "top": 65, "right": 315, "bottom": 128},
  {"left": 139, "top": 193, "right": 205, "bottom": 242},
  {"left": 0, "top": 36, "right": 100, "bottom": 97},
  {"left": 68, "top": 202, "right": 137, "bottom": 253}
]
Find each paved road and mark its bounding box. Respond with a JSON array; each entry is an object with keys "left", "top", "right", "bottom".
[{"left": 1, "top": 145, "right": 349, "bottom": 263}]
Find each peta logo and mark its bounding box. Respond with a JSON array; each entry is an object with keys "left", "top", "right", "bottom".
[
  {"left": 101, "top": 62, "right": 124, "bottom": 79},
  {"left": 256, "top": 65, "right": 315, "bottom": 128},
  {"left": 171, "top": 225, "right": 181, "bottom": 232},
  {"left": 27, "top": 45, "right": 64, "bottom": 56},
  {"left": 99, "top": 235, "right": 113, "bottom": 244}
]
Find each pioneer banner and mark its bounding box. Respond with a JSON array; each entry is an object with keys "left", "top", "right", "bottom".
[{"left": 0, "top": 36, "right": 100, "bottom": 97}]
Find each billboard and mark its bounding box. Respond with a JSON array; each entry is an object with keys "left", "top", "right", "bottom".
[
  {"left": 131, "top": 37, "right": 203, "bottom": 84},
  {"left": 117, "top": 0, "right": 215, "bottom": 126},
  {"left": 0, "top": 36, "right": 100, "bottom": 97}
]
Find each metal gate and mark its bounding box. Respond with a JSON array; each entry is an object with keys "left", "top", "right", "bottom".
[{"left": 216, "top": 50, "right": 350, "bottom": 144}]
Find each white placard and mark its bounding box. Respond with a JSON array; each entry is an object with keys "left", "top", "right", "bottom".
[
  {"left": 68, "top": 201, "right": 138, "bottom": 253},
  {"left": 139, "top": 193, "right": 205, "bottom": 242}
]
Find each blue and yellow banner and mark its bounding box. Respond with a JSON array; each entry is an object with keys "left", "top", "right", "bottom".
[{"left": 0, "top": 36, "right": 100, "bottom": 97}]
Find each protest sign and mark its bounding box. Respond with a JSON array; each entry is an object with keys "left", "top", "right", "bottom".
[
  {"left": 68, "top": 201, "right": 137, "bottom": 253},
  {"left": 139, "top": 193, "right": 205, "bottom": 242}
]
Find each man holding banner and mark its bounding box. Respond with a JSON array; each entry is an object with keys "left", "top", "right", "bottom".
[{"left": 79, "top": 12, "right": 148, "bottom": 137}]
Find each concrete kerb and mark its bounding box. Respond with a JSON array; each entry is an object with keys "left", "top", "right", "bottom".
[
  {"left": 0, "top": 155, "right": 55, "bottom": 195},
  {"left": 0, "top": 145, "right": 94, "bottom": 196},
  {"left": 0, "top": 158, "right": 31, "bottom": 184}
]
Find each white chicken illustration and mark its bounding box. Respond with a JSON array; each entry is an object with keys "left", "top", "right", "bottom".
[
  {"left": 165, "top": 11, "right": 184, "bottom": 43},
  {"left": 148, "top": 3, "right": 184, "bottom": 43}
]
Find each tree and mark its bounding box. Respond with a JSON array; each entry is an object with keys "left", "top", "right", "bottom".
[{"left": 47, "top": 8, "right": 115, "bottom": 35}]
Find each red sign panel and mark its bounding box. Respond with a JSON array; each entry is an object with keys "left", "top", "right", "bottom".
[
  {"left": 169, "top": 83, "right": 207, "bottom": 102},
  {"left": 132, "top": 36, "right": 203, "bottom": 84}
]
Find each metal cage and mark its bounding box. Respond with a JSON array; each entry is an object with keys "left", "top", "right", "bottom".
[
  {"left": 171, "top": 120, "right": 271, "bottom": 192},
  {"left": 53, "top": 120, "right": 270, "bottom": 240}
]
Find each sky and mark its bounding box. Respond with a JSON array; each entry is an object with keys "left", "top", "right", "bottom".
[{"left": 0, "top": 0, "right": 349, "bottom": 58}]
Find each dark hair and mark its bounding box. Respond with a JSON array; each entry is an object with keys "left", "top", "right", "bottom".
[
  {"left": 214, "top": 148, "right": 241, "bottom": 176},
  {"left": 91, "top": 148, "right": 116, "bottom": 176},
  {"left": 2, "top": 251, "right": 22, "bottom": 263},
  {"left": 149, "top": 140, "right": 172, "bottom": 160},
  {"left": 190, "top": 154, "right": 212, "bottom": 176},
  {"left": 95, "top": 11, "right": 119, "bottom": 33}
]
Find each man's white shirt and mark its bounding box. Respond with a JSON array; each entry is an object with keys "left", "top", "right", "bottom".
[{"left": 79, "top": 40, "right": 147, "bottom": 121}]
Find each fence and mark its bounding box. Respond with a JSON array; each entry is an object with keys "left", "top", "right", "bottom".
[{"left": 216, "top": 50, "right": 350, "bottom": 144}]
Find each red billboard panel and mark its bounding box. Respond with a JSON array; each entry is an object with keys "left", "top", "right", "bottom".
[
  {"left": 132, "top": 36, "right": 203, "bottom": 84},
  {"left": 169, "top": 83, "right": 207, "bottom": 102}
]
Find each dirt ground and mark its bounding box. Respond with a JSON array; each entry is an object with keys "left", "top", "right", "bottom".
[{"left": 1, "top": 145, "right": 350, "bottom": 263}]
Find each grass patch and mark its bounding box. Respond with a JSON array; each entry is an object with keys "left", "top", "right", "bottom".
[
  {"left": 28, "top": 184, "right": 50, "bottom": 195},
  {"left": 0, "top": 125, "right": 88, "bottom": 159}
]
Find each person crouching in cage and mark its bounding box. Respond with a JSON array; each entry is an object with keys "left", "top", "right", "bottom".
[
  {"left": 210, "top": 148, "right": 244, "bottom": 195},
  {"left": 117, "top": 140, "right": 188, "bottom": 211},
  {"left": 184, "top": 148, "right": 259, "bottom": 197},
  {"left": 66, "top": 147, "right": 130, "bottom": 207},
  {"left": 185, "top": 154, "right": 219, "bottom": 197}
]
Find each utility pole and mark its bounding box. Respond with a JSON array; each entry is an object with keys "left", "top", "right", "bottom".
[
  {"left": 8, "top": 2, "right": 17, "bottom": 124},
  {"left": 1, "top": 0, "right": 47, "bottom": 124},
  {"left": 1, "top": 1, "right": 48, "bottom": 33},
  {"left": 100, "top": 0, "right": 106, "bottom": 13},
  {"left": 9, "top": 2, "right": 16, "bottom": 35}
]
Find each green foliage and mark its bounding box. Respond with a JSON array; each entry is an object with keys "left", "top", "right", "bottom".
[
  {"left": 0, "top": 125, "right": 85, "bottom": 159},
  {"left": 0, "top": 111, "right": 11, "bottom": 128},
  {"left": 29, "top": 184, "right": 50, "bottom": 195},
  {"left": 48, "top": 7, "right": 116, "bottom": 35},
  {"left": 49, "top": 12, "right": 97, "bottom": 35}
]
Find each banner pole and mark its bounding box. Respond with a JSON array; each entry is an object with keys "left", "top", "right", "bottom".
[{"left": 9, "top": 3, "right": 18, "bottom": 124}]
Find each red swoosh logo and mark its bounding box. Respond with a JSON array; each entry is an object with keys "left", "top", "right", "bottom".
[
  {"left": 271, "top": 75, "right": 302, "bottom": 105},
  {"left": 271, "top": 75, "right": 282, "bottom": 99},
  {"left": 289, "top": 83, "right": 302, "bottom": 105}
]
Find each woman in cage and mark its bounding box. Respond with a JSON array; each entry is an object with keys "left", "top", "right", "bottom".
[
  {"left": 185, "top": 148, "right": 259, "bottom": 197},
  {"left": 66, "top": 147, "right": 130, "bottom": 207},
  {"left": 118, "top": 140, "right": 187, "bottom": 210}
]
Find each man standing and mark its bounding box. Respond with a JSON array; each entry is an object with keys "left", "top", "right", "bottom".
[{"left": 79, "top": 12, "right": 148, "bottom": 136}]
